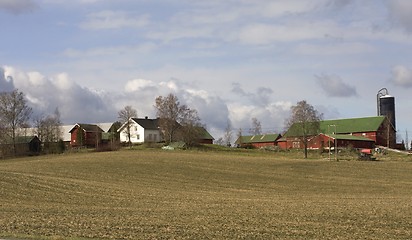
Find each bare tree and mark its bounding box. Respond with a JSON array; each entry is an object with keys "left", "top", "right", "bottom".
[
  {"left": 108, "top": 121, "right": 121, "bottom": 149},
  {"left": 118, "top": 106, "right": 137, "bottom": 146},
  {"left": 34, "top": 108, "right": 63, "bottom": 153},
  {"left": 178, "top": 106, "right": 203, "bottom": 147},
  {"left": 154, "top": 93, "right": 202, "bottom": 146},
  {"left": 0, "top": 89, "right": 33, "bottom": 156},
  {"left": 285, "top": 100, "right": 323, "bottom": 159},
  {"left": 223, "top": 120, "right": 233, "bottom": 147},
  {"left": 236, "top": 128, "right": 243, "bottom": 147},
  {"left": 250, "top": 117, "right": 262, "bottom": 135},
  {"left": 155, "top": 94, "right": 182, "bottom": 144}
]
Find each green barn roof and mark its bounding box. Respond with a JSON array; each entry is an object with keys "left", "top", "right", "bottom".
[
  {"left": 197, "top": 127, "right": 214, "bottom": 140},
  {"left": 326, "top": 134, "right": 374, "bottom": 142},
  {"left": 235, "top": 134, "right": 281, "bottom": 144},
  {"left": 320, "top": 116, "right": 385, "bottom": 134},
  {"left": 284, "top": 116, "right": 385, "bottom": 137}
]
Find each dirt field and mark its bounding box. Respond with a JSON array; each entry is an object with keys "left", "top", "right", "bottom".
[{"left": 1, "top": 149, "right": 412, "bottom": 239}]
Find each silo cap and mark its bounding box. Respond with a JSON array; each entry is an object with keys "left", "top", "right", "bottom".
[{"left": 380, "top": 94, "right": 394, "bottom": 98}]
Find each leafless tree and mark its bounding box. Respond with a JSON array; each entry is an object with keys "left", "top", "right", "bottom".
[
  {"left": 0, "top": 89, "right": 33, "bottom": 156},
  {"left": 34, "top": 108, "right": 63, "bottom": 153},
  {"left": 223, "top": 120, "right": 233, "bottom": 147},
  {"left": 155, "top": 94, "right": 182, "bottom": 144},
  {"left": 154, "top": 93, "right": 202, "bottom": 146},
  {"left": 250, "top": 117, "right": 262, "bottom": 135},
  {"left": 178, "top": 106, "right": 203, "bottom": 147},
  {"left": 285, "top": 100, "right": 323, "bottom": 159},
  {"left": 118, "top": 105, "right": 137, "bottom": 146},
  {"left": 236, "top": 128, "right": 243, "bottom": 147}
]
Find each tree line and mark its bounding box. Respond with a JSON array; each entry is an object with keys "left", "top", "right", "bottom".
[
  {"left": 0, "top": 89, "right": 63, "bottom": 157},
  {"left": 1, "top": 89, "right": 327, "bottom": 159}
]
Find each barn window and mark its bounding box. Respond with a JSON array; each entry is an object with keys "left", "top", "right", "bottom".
[{"left": 293, "top": 141, "right": 300, "bottom": 148}]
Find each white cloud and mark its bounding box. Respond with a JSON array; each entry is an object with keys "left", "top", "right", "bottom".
[
  {"left": 80, "top": 10, "right": 150, "bottom": 30},
  {"left": 390, "top": 65, "right": 412, "bottom": 88},
  {"left": 27, "top": 72, "right": 47, "bottom": 87},
  {"left": 53, "top": 72, "right": 74, "bottom": 90},
  {"left": 125, "top": 79, "right": 156, "bottom": 93},
  {"left": 3, "top": 66, "right": 117, "bottom": 123},
  {"left": 228, "top": 100, "right": 291, "bottom": 134},
  {"left": 0, "top": 67, "right": 14, "bottom": 92},
  {"left": 146, "top": 1, "right": 324, "bottom": 44},
  {"left": 2, "top": 66, "right": 237, "bottom": 137}
]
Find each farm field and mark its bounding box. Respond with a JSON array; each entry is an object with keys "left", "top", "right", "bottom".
[{"left": 1, "top": 149, "right": 412, "bottom": 239}]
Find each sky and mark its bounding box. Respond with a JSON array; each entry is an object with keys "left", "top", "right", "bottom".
[{"left": 1, "top": 0, "right": 412, "bottom": 143}]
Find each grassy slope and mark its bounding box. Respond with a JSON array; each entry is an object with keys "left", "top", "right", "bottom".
[{"left": 1, "top": 150, "right": 412, "bottom": 239}]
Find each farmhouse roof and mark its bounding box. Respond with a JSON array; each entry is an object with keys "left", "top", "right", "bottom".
[
  {"left": 197, "top": 127, "right": 214, "bottom": 140},
  {"left": 68, "top": 123, "right": 104, "bottom": 133},
  {"left": 117, "top": 117, "right": 160, "bottom": 132},
  {"left": 283, "top": 116, "right": 386, "bottom": 137},
  {"left": 235, "top": 133, "right": 281, "bottom": 144},
  {"left": 132, "top": 118, "right": 160, "bottom": 130}
]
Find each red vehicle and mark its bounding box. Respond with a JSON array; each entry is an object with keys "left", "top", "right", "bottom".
[{"left": 359, "top": 148, "right": 376, "bottom": 160}]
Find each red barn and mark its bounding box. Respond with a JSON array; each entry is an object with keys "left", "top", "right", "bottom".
[
  {"left": 280, "top": 116, "right": 395, "bottom": 150},
  {"left": 69, "top": 123, "right": 104, "bottom": 148}
]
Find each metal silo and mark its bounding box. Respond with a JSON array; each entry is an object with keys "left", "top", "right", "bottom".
[{"left": 377, "top": 88, "right": 396, "bottom": 130}]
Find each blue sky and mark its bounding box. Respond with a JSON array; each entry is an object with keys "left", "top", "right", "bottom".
[{"left": 1, "top": 0, "right": 412, "bottom": 142}]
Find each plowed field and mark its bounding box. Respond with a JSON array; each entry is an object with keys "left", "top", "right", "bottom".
[{"left": 1, "top": 150, "right": 412, "bottom": 239}]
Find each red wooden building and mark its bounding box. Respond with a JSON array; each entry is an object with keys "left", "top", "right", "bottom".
[
  {"left": 69, "top": 123, "right": 104, "bottom": 147},
  {"left": 279, "top": 116, "right": 395, "bottom": 150}
]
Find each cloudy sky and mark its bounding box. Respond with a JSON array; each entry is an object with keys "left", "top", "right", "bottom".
[{"left": 1, "top": 0, "right": 412, "bottom": 142}]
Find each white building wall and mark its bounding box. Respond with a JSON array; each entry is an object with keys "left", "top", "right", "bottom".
[
  {"left": 119, "top": 120, "right": 162, "bottom": 144},
  {"left": 144, "top": 129, "right": 162, "bottom": 142},
  {"left": 120, "top": 122, "right": 145, "bottom": 144}
]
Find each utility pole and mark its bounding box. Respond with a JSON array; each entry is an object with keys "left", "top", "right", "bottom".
[
  {"left": 328, "top": 125, "right": 331, "bottom": 161},
  {"left": 333, "top": 125, "right": 338, "bottom": 161},
  {"left": 328, "top": 124, "right": 338, "bottom": 161}
]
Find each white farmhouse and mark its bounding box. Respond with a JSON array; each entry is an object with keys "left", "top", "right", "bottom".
[{"left": 118, "top": 117, "right": 162, "bottom": 144}]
